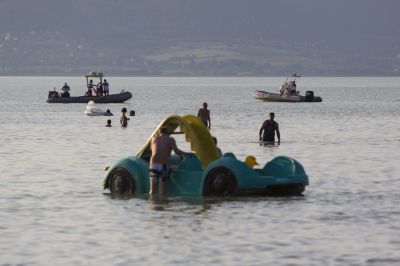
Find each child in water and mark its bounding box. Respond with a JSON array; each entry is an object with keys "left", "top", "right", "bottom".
[
  {"left": 120, "top": 107, "right": 130, "bottom": 127},
  {"left": 105, "top": 109, "right": 113, "bottom": 116},
  {"left": 105, "top": 119, "right": 112, "bottom": 127}
]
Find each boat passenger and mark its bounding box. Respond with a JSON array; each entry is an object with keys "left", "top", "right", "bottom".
[
  {"left": 120, "top": 107, "right": 130, "bottom": 127},
  {"left": 88, "top": 80, "right": 95, "bottom": 90},
  {"left": 105, "top": 119, "right": 112, "bottom": 127},
  {"left": 197, "top": 102, "right": 211, "bottom": 129},
  {"left": 149, "top": 127, "right": 191, "bottom": 195},
  {"left": 102, "top": 79, "right": 109, "bottom": 96},
  {"left": 105, "top": 109, "right": 113, "bottom": 116},
  {"left": 61, "top": 83, "right": 70, "bottom": 97},
  {"left": 259, "top": 112, "right": 280, "bottom": 144},
  {"left": 86, "top": 80, "right": 94, "bottom": 96},
  {"left": 85, "top": 89, "right": 93, "bottom": 96},
  {"left": 289, "top": 81, "right": 297, "bottom": 95},
  {"left": 279, "top": 84, "right": 285, "bottom": 95},
  {"left": 96, "top": 83, "right": 103, "bottom": 96}
]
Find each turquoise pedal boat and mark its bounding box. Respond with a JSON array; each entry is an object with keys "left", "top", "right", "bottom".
[{"left": 103, "top": 114, "right": 309, "bottom": 196}]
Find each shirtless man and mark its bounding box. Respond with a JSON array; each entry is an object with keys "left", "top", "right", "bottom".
[
  {"left": 149, "top": 127, "right": 190, "bottom": 195},
  {"left": 197, "top": 102, "right": 211, "bottom": 129}
]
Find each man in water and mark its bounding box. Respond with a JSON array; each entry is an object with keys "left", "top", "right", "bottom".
[
  {"left": 61, "top": 83, "right": 70, "bottom": 97},
  {"left": 197, "top": 102, "right": 211, "bottom": 129},
  {"left": 149, "top": 127, "right": 190, "bottom": 195},
  {"left": 259, "top": 112, "right": 280, "bottom": 144}
]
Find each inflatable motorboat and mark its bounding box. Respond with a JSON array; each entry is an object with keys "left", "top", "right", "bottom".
[
  {"left": 252, "top": 74, "right": 322, "bottom": 102},
  {"left": 47, "top": 72, "right": 132, "bottom": 103},
  {"left": 252, "top": 90, "right": 322, "bottom": 102},
  {"left": 47, "top": 91, "right": 132, "bottom": 103}
]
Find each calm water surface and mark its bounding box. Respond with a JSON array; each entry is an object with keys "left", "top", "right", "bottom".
[{"left": 0, "top": 77, "right": 399, "bottom": 265}]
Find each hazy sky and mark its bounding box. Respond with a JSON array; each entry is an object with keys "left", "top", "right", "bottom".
[{"left": 1, "top": 0, "right": 399, "bottom": 75}]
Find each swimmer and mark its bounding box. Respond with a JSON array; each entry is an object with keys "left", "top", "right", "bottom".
[{"left": 105, "top": 109, "right": 113, "bottom": 116}]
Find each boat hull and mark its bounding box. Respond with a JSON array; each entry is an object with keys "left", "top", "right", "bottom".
[
  {"left": 252, "top": 90, "right": 322, "bottom": 102},
  {"left": 47, "top": 92, "right": 132, "bottom": 103}
]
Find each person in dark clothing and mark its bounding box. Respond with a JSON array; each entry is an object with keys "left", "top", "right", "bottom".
[
  {"left": 61, "top": 83, "right": 70, "bottom": 97},
  {"left": 197, "top": 102, "right": 211, "bottom": 129},
  {"left": 259, "top": 112, "right": 280, "bottom": 143}
]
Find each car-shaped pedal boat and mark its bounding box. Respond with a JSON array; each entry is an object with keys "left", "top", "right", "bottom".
[{"left": 103, "top": 114, "right": 309, "bottom": 196}]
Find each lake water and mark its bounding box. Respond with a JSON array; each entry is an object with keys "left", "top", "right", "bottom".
[{"left": 0, "top": 77, "right": 399, "bottom": 265}]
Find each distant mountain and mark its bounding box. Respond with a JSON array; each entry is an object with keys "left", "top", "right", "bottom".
[{"left": 0, "top": 0, "right": 399, "bottom": 76}]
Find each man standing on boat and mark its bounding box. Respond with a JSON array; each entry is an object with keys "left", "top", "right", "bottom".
[
  {"left": 102, "top": 79, "right": 110, "bottom": 96},
  {"left": 61, "top": 83, "right": 70, "bottom": 97},
  {"left": 149, "top": 127, "right": 190, "bottom": 195},
  {"left": 197, "top": 102, "right": 211, "bottom": 129},
  {"left": 259, "top": 112, "right": 280, "bottom": 144}
]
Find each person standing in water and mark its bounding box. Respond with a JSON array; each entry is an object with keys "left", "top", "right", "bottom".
[
  {"left": 149, "top": 127, "right": 190, "bottom": 195},
  {"left": 120, "top": 107, "right": 130, "bottom": 127},
  {"left": 259, "top": 112, "right": 280, "bottom": 144},
  {"left": 197, "top": 102, "right": 211, "bottom": 129},
  {"left": 212, "top": 136, "right": 223, "bottom": 158}
]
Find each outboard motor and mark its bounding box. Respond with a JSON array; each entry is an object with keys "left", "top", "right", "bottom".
[
  {"left": 48, "top": 91, "right": 59, "bottom": 99},
  {"left": 305, "top": 91, "right": 314, "bottom": 102}
]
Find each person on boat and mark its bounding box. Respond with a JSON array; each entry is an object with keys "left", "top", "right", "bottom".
[
  {"left": 149, "top": 127, "right": 191, "bottom": 195},
  {"left": 104, "top": 109, "right": 113, "bottom": 116},
  {"left": 259, "top": 112, "right": 280, "bottom": 144},
  {"left": 197, "top": 102, "right": 211, "bottom": 129},
  {"left": 85, "top": 89, "right": 93, "bottom": 97},
  {"left": 102, "top": 79, "right": 110, "bottom": 96},
  {"left": 279, "top": 84, "right": 285, "bottom": 96},
  {"left": 105, "top": 119, "right": 112, "bottom": 127},
  {"left": 212, "top": 136, "right": 223, "bottom": 158},
  {"left": 289, "top": 80, "right": 297, "bottom": 95},
  {"left": 61, "top": 83, "right": 70, "bottom": 97},
  {"left": 85, "top": 79, "right": 94, "bottom": 96},
  {"left": 88, "top": 79, "right": 94, "bottom": 89},
  {"left": 120, "top": 107, "right": 130, "bottom": 127},
  {"left": 96, "top": 83, "right": 103, "bottom": 96}
]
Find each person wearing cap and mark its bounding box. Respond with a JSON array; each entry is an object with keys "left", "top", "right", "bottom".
[
  {"left": 149, "top": 127, "right": 191, "bottom": 195},
  {"left": 259, "top": 112, "right": 280, "bottom": 143}
]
